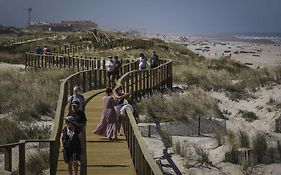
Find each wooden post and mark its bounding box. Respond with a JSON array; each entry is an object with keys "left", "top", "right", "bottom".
[
  {"left": 80, "top": 127, "right": 87, "bottom": 175},
  {"left": 198, "top": 115, "right": 201, "bottom": 136},
  {"left": 82, "top": 72, "right": 86, "bottom": 92},
  {"left": 238, "top": 148, "right": 257, "bottom": 166},
  {"left": 4, "top": 147, "right": 12, "bottom": 171},
  {"left": 25, "top": 54, "right": 27, "bottom": 71},
  {"left": 50, "top": 141, "right": 57, "bottom": 175},
  {"left": 19, "top": 141, "right": 25, "bottom": 175}
]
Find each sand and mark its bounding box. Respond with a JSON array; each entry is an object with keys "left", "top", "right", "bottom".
[
  {"left": 140, "top": 37, "right": 281, "bottom": 175},
  {"left": 187, "top": 41, "right": 281, "bottom": 69}
]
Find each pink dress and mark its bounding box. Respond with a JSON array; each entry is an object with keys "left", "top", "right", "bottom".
[{"left": 93, "top": 96, "right": 118, "bottom": 138}]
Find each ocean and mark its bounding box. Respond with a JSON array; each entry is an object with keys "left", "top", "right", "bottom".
[{"left": 234, "top": 33, "right": 281, "bottom": 44}]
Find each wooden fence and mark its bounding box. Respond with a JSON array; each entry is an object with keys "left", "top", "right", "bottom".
[
  {"left": 51, "top": 38, "right": 153, "bottom": 56},
  {"left": 1, "top": 39, "right": 169, "bottom": 175},
  {"left": 115, "top": 59, "right": 173, "bottom": 175}
]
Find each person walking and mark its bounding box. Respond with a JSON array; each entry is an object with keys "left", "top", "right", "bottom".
[
  {"left": 35, "top": 45, "right": 42, "bottom": 54},
  {"left": 93, "top": 88, "right": 119, "bottom": 141},
  {"left": 67, "top": 100, "right": 87, "bottom": 174},
  {"left": 43, "top": 45, "right": 49, "bottom": 55},
  {"left": 113, "top": 87, "right": 131, "bottom": 135},
  {"left": 60, "top": 116, "right": 81, "bottom": 175},
  {"left": 113, "top": 56, "right": 122, "bottom": 81},
  {"left": 105, "top": 56, "right": 116, "bottom": 88},
  {"left": 138, "top": 53, "right": 147, "bottom": 70},
  {"left": 150, "top": 51, "right": 159, "bottom": 68},
  {"left": 67, "top": 101, "right": 87, "bottom": 129},
  {"left": 68, "top": 86, "right": 85, "bottom": 111}
]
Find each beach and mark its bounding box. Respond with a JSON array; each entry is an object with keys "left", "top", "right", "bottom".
[{"left": 185, "top": 36, "right": 281, "bottom": 69}]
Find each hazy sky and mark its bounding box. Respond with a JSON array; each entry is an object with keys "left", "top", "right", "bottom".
[{"left": 0, "top": 0, "right": 280, "bottom": 35}]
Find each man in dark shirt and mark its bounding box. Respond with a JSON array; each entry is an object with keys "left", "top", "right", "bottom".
[
  {"left": 113, "top": 56, "right": 122, "bottom": 81},
  {"left": 68, "top": 100, "right": 87, "bottom": 130},
  {"left": 67, "top": 100, "right": 87, "bottom": 173},
  {"left": 150, "top": 51, "right": 159, "bottom": 68}
]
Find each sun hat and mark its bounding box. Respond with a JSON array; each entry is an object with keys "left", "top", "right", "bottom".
[
  {"left": 73, "top": 86, "right": 80, "bottom": 92},
  {"left": 65, "top": 115, "right": 77, "bottom": 126}
]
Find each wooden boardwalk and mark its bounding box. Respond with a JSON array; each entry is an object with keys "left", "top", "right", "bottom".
[{"left": 56, "top": 91, "right": 136, "bottom": 175}]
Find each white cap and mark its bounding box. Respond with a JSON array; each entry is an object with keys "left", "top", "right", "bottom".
[{"left": 73, "top": 86, "right": 79, "bottom": 92}]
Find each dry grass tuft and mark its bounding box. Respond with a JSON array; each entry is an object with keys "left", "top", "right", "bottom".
[{"left": 138, "top": 90, "right": 223, "bottom": 123}]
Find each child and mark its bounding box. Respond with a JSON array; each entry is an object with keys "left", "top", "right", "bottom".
[{"left": 60, "top": 116, "right": 81, "bottom": 175}]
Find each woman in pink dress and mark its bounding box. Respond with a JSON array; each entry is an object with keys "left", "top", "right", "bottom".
[{"left": 93, "top": 88, "right": 119, "bottom": 141}]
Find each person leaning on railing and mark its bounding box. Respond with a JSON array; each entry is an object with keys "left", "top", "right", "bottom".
[{"left": 113, "top": 87, "right": 131, "bottom": 136}]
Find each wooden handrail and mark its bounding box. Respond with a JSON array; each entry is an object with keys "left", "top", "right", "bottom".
[
  {"left": 115, "top": 59, "right": 172, "bottom": 175},
  {"left": 1, "top": 39, "right": 168, "bottom": 175}
]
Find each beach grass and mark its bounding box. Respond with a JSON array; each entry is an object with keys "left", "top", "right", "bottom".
[
  {"left": 253, "top": 132, "right": 267, "bottom": 163},
  {"left": 138, "top": 90, "right": 223, "bottom": 123},
  {"left": 12, "top": 149, "right": 49, "bottom": 175},
  {"left": 0, "top": 69, "right": 74, "bottom": 121},
  {"left": 238, "top": 130, "right": 250, "bottom": 148}
]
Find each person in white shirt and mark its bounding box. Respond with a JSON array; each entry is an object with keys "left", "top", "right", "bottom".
[
  {"left": 68, "top": 86, "right": 85, "bottom": 111},
  {"left": 138, "top": 53, "right": 147, "bottom": 70},
  {"left": 105, "top": 56, "right": 116, "bottom": 87}
]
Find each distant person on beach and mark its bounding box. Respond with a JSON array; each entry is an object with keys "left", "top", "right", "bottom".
[
  {"left": 93, "top": 87, "right": 120, "bottom": 141},
  {"left": 150, "top": 51, "right": 159, "bottom": 68},
  {"left": 113, "top": 56, "right": 122, "bottom": 81},
  {"left": 36, "top": 45, "right": 42, "bottom": 54},
  {"left": 105, "top": 56, "right": 116, "bottom": 87},
  {"left": 138, "top": 53, "right": 147, "bottom": 70},
  {"left": 60, "top": 115, "right": 81, "bottom": 175},
  {"left": 68, "top": 86, "right": 85, "bottom": 111}
]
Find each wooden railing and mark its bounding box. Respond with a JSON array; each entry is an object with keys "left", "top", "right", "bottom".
[
  {"left": 0, "top": 57, "right": 138, "bottom": 175},
  {"left": 116, "top": 59, "right": 173, "bottom": 175},
  {"left": 52, "top": 38, "right": 153, "bottom": 56},
  {"left": 25, "top": 52, "right": 138, "bottom": 72},
  {"left": 1, "top": 38, "right": 170, "bottom": 175}
]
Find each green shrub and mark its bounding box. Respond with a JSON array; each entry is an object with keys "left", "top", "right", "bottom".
[
  {"left": 225, "top": 90, "right": 256, "bottom": 102},
  {"left": 238, "top": 110, "right": 258, "bottom": 122}
]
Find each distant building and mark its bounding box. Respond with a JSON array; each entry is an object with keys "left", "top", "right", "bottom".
[{"left": 26, "top": 20, "right": 97, "bottom": 32}]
